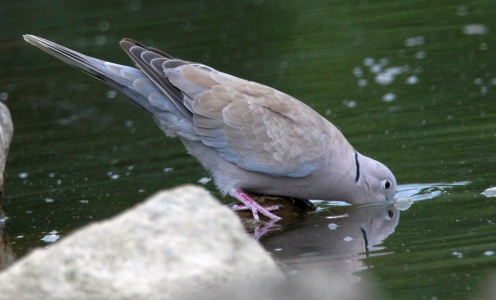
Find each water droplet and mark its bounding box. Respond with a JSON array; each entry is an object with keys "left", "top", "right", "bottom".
[
  {"left": 95, "top": 35, "right": 107, "bottom": 46},
  {"left": 98, "top": 20, "right": 110, "bottom": 32},
  {"left": 382, "top": 93, "right": 396, "bottom": 102},
  {"left": 370, "top": 64, "right": 382, "bottom": 74},
  {"left": 328, "top": 223, "right": 338, "bottom": 230},
  {"left": 352, "top": 67, "right": 363, "bottom": 78},
  {"left": 128, "top": 0, "right": 141, "bottom": 11},
  {"left": 41, "top": 232, "right": 60, "bottom": 243},
  {"left": 463, "top": 24, "right": 488, "bottom": 35},
  {"left": 342, "top": 100, "right": 356, "bottom": 108},
  {"left": 404, "top": 36, "right": 425, "bottom": 47},
  {"left": 107, "top": 90, "right": 117, "bottom": 99},
  {"left": 363, "top": 57, "right": 374, "bottom": 66},
  {"left": 414, "top": 51, "right": 426, "bottom": 59},
  {"left": 0, "top": 92, "right": 8, "bottom": 101},
  {"left": 456, "top": 6, "right": 468, "bottom": 16},
  {"left": 198, "top": 177, "right": 211, "bottom": 185},
  {"left": 406, "top": 76, "right": 419, "bottom": 85},
  {"left": 358, "top": 79, "right": 368, "bottom": 87}
]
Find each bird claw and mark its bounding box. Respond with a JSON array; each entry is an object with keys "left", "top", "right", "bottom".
[{"left": 229, "top": 189, "right": 282, "bottom": 221}]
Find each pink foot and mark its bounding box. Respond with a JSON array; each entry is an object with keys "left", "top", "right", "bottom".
[{"left": 229, "top": 189, "right": 282, "bottom": 221}]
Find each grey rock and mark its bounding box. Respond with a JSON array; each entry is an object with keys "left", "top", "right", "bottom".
[
  {"left": 0, "top": 102, "right": 14, "bottom": 270},
  {"left": 0, "top": 185, "right": 284, "bottom": 300},
  {"left": 0, "top": 102, "right": 13, "bottom": 203}
]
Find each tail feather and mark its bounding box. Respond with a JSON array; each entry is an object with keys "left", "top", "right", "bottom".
[
  {"left": 23, "top": 35, "right": 198, "bottom": 140},
  {"left": 23, "top": 35, "right": 163, "bottom": 115},
  {"left": 24, "top": 35, "right": 109, "bottom": 81}
]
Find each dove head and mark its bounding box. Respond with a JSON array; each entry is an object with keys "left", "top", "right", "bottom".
[{"left": 356, "top": 152, "right": 397, "bottom": 203}]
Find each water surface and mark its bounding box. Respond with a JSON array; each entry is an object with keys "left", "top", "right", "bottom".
[{"left": 1, "top": 0, "right": 496, "bottom": 298}]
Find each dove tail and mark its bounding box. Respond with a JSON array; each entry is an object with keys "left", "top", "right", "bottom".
[
  {"left": 23, "top": 34, "right": 160, "bottom": 114},
  {"left": 24, "top": 35, "right": 110, "bottom": 82},
  {"left": 24, "top": 35, "right": 199, "bottom": 140}
]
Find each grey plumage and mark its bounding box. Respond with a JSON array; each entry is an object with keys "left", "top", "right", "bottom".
[{"left": 23, "top": 35, "right": 397, "bottom": 220}]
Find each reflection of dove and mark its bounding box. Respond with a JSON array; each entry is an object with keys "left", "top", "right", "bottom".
[
  {"left": 260, "top": 204, "right": 400, "bottom": 283},
  {"left": 24, "top": 35, "right": 397, "bottom": 220}
]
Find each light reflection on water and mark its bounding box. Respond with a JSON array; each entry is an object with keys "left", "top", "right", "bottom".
[{"left": 395, "top": 181, "right": 471, "bottom": 202}]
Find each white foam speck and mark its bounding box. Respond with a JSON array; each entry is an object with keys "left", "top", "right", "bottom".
[
  {"left": 328, "top": 223, "right": 338, "bottom": 230},
  {"left": 382, "top": 93, "right": 396, "bottom": 102},
  {"left": 452, "top": 251, "right": 463, "bottom": 258},
  {"left": 342, "top": 100, "right": 356, "bottom": 108},
  {"left": 363, "top": 57, "right": 374, "bottom": 66},
  {"left": 414, "top": 51, "right": 426, "bottom": 59},
  {"left": 41, "top": 231, "right": 60, "bottom": 243},
  {"left": 18, "top": 172, "right": 28, "bottom": 179},
  {"left": 404, "top": 36, "right": 425, "bottom": 47},
  {"left": 198, "top": 177, "right": 212, "bottom": 185},
  {"left": 352, "top": 67, "right": 363, "bottom": 78},
  {"left": 370, "top": 64, "right": 382, "bottom": 74},
  {"left": 463, "top": 24, "right": 489, "bottom": 35},
  {"left": 106, "top": 90, "right": 117, "bottom": 99},
  {"left": 0, "top": 92, "right": 8, "bottom": 101},
  {"left": 406, "top": 76, "right": 419, "bottom": 85}
]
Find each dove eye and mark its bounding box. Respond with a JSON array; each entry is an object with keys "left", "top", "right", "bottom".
[{"left": 381, "top": 179, "right": 392, "bottom": 191}]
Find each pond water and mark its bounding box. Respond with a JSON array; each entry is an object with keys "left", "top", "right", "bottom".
[{"left": 1, "top": 0, "right": 496, "bottom": 299}]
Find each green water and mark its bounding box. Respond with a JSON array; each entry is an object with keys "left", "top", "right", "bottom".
[{"left": 1, "top": 0, "right": 496, "bottom": 298}]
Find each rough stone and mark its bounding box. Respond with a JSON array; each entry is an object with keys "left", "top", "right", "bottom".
[
  {"left": 0, "top": 185, "right": 285, "bottom": 300},
  {"left": 0, "top": 102, "right": 13, "bottom": 203}
]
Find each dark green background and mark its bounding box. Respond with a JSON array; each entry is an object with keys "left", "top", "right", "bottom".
[{"left": 1, "top": 1, "right": 496, "bottom": 298}]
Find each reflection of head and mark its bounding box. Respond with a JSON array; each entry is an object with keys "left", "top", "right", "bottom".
[{"left": 260, "top": 204, "right": 400, "bottom": 280}]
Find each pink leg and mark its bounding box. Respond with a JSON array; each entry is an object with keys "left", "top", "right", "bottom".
[
  {"left": 229, "top": 189, "right": 282, "bottom": 221},
  {"left": 232, "top": 204, "right": 280, "bottom": 212}
]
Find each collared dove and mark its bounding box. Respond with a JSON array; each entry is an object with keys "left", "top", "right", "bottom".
[{"left": 23, "top": 35, "right": 397, "bottom": 221}]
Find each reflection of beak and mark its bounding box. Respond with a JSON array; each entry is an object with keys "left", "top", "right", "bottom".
[{"left": 360, "top": 224, "right": 369, "bottom": 257}]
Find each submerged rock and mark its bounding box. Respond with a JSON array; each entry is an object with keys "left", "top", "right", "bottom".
[{"left": 0, "top": 185, "right": 284, "bottom": 300}]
